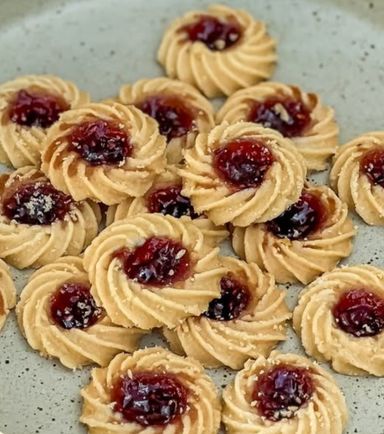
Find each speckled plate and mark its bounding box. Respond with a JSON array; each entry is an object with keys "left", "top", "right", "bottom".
[{"left": 0, "top": 0, "right": 383, "bottom": 433}]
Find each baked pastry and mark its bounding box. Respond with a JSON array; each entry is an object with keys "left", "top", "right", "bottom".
[
  {"left": 222, "top": 351, "right": 348, "bottom": 434},
  {"left": 330, "top": 131, "right": 384, "bottom": 225},
  {"left": 293, "top": 264, "right": 384, "bottom": 376},
  {"left": 0, "top": 166, "right": 101, "bottom": 269},
  {"left": 163, "top": 256, "right": 290, "bottom": 369},
  {"left": 0, "top": 74, "right": 89, "bottom": 168},
  {"left": 0, "top": 259, "right": 16, "bottom": 332},
  {"left": 80, "top": 347, "right": 221, "bottom": 434},
  {"left": 217, "top": 81, "right": 339, "bottom": 171},
  {"left": 83, "top": 214, "right": 226, "bottom": 329},
  {"left": 41, "top": 101, "right": 167, "bottom": 205},
  {"left": 118, "top": 77, "right": 215, "bottom": 163},
  {"left": 158, "top": 4, "right": 276, "bottom": 97},
  {"left": 180, "top": 122, "right": 306, "bottom": 226},
  {"left": 106, "top": 165, "right": 228, "bottom": 245},
  {"left": 232, "top": 184, "right": 355, "bottom": 284},
  {"left": 16, "top": 257, "right": 144, "bottom": 369}
]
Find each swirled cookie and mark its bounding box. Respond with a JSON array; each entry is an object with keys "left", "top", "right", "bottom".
[
  {"left": 293, "top": 265, "right": 384, "bottom": 376},
  {"left": 41, "top": 101, "right": 166, "bottom": 205},
  {"left": 0, "top": 259, "right": 16, "bottom": 332},
  {"left": 0, "top": 166, "right": 101, "bottom": 269},
  {"left": 217, "top": 82, "right": 339, "bottom": 171},
  {"left": 232, "top": 184, "right": 355, "bottom": 284},
  {"left": 163, "top": 256, "right": 290, "bottom": 369},
  {"left": 0, "top": 74, "right": 89, "bottom": 168},
  {"left": 83, "top": 214, "right": 226, "bottom": 329},
  {"left": 118, "top": 77, "right": 215, "bottom": 163},
  {"left": 330, "top": 131, "right": 384, "bottom": 225},
  {"left": 80, "top": 347, "right": 221, "bottom": 434},
  {"left": 16, "top": 257, "right": 144, "bottom": 369},
  {"left": 158, "top": 4, "right": 276, "bottom": 97},
  {"left": 222, "top": 351, "right": 348, "bottom": 434},
  {"left": 179, "top": 122, "right": 306, "bottom": 227},
  {"left": 106, "top": 165, "right": 228, "bottom": 245}
]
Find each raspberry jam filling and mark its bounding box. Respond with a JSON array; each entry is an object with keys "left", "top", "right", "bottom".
[
  {"left": 248, "top": 96, "right": 311, "bottom": 138},
  {"left": 180, "top": 15, "right": 242, "bottom": 51},
  {"left": 114, "top": 236, "right": 191, "bottom": 287},
  {"left": 68, "top": 119, "right": 132, "bottom": 166},
  {"left": 50, "top": 283, "right": 103, "bottom": 329},
  {"left": 252, "top": 364, "right": 314, "bottom": 421},
  {"left": 7, "top": 89, "right": 69, "bottom": 128},
  {"left": 332, "top": 289, "right": 384, "bottom": 337},
  {"left": 2, "top": 181, "right": 73, "bottom": 225},
  {"left": 112, "top": 372, "right": 188, "bottom": 426},
  {"left": 139, "top": 95, "right": 196, "bottom": 142},
  {"left": 146, "top": 184, "right": 198, "bottom": 219},
  {"left": 203, "top": 274, "right": 250, "bottom": 321},
  {"left": 266, "top": 192, "right": 326, "bottom": 240},
  {"left": 360, "top": 148, "right": 384, "bottom": 188},
  {"left": 213, "top": 138, "right": 274, "bottom": 190}
]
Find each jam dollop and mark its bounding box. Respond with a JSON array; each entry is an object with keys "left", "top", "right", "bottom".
[
  {"left": 180, "top": 15, "right": 242, "bottom": 51},
  {"left": 114, "top": 236, "right": 191, "bottom": 287},
  {"left": 332, "top": 289, "right": 384, "bottom": 337},
  {"left": 266, "top": 192, "right": 326, "bottom": 240},
  {"left": 248, "top": 96, "right": 311, "bottom": 138},
  {"left": 360, "top": 148, "right": 384, "bottom": 188},
  {"left": 203, "top": 274, "right": 250, "bottom": 321},
  {"left": 2, "top": 181, "right": 73, "bottom": 225},
  {"left": 50, "top": 282, "right": 103, "bottom": 329},
  {"left": 252, "top": 364, "right": 314, "bottom": 421},
  {"left": 112, "top": 372, "right": 188, "bottom": 426},
  {"left": 146, "top": 184, "right": 198, "bottom": 219},
  {"left": 68, "top": 119, "right": 132, "bottom": 166},
  {"left": 7, "top": 89, "right": 69, "bottom": 128},
  {"left": 139, "top": 95, "right": 195, "bottom": 142},
  {"left": 213, "top": 138, "right": 274, "bottom": 190}
]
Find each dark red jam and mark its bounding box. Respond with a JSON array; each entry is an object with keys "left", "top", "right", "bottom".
[
  {"left": 213, "top": 138, "right": 274, "bottom": 190},
  {"left": 360, "top": 149, "right": 384, "bottom": 188},
  {"left": 2, "top": 181, "right": 73, "bottom": 225},
  {"left": 7, "top": 89, "right": 69, "bottom": 128},
  {"left": 248, "top": 96, "right": 311, "bottom": 138},
  {"left": 114, "top": 237, "right": 191, "bottom": 287},
  {"left": 332, "top": 289, "right": 384, "bottom": 337},
  {"left": 68, "top": 119, "right": 132, "bottom": 166},
  {"left": 146, "top": 184, "right": 198, "bottom": 219},
  {"left": 180, "top": 14, "right": 242, "bottom": 51},
  {"left": 203, "top": 274, "right": 250, "bottom": 321},
  {"left": 139, "top": 95, "right": 196, "bottom": 142},
  {"left": 112, "top": 372, "right": 188, "bottom": 426},
  {"left": 252, "top": 364, "right": 314, "bottom": 421},
  {"left": 50, "top": 283, "right": 103, "bottom": 329},
  {"left": 266, "top": 192, "right": 326, "bottom": 240}
]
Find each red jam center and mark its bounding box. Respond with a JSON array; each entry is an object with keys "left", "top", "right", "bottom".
[
  {"left": 68, "top": 119, "right": 132, "bottom": 166},
  {"left": 332, "top": 289, "right": 384, "bottom": 337},
  {"left": 50, "top": 283, "right": 103, "bottom": 329},
  {"left": 180, "top": 15, "right": 242, "bottom": 51},
  {"left": 248, "top": 97, "right": 311, "bottom": 138},
  {"left": 114, "top": 236, "right": 191, "bottom": 287},
  {"left": 7, "top": 89, "right": 69, "bottom": 128},
  {"left": 266, "top": 192, "right": 326, "bottom": 240},
  {"left": 203, "top": 274, "right": 250, "bottom": 321},
  {"left": 146, "top": 184, "right": 198, "bottom": 219},
  {"left": 112, "top": 372, "right": 188, "bottom": 426},
  {"left": 2, "top": 181, "right": 73, "bottom": 225},
  {"left": 213, "top": 138, "right": 274, "bottom": 190},
  {"left": 360, "top": 149, "right": 384, "bottom": 188},
  {"left": 253, "top": 364, "right": 314, "bottom": 421},
  {"left": 139, "top": 95, "right": 196, "bottom": 142}
]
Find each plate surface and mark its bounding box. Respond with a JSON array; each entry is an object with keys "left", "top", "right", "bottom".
[{"left": 0, "top": 0, "right": 383, "bottom": 433}]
